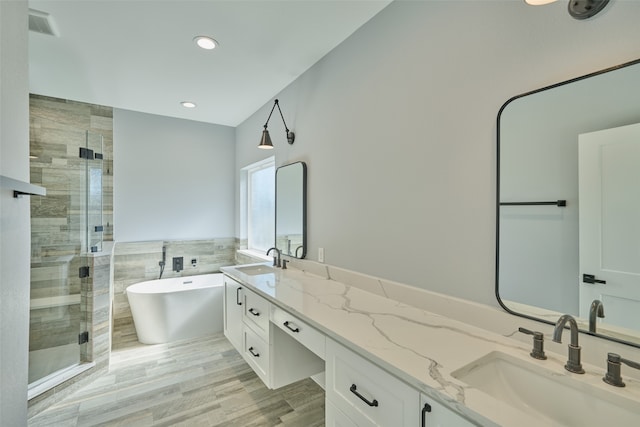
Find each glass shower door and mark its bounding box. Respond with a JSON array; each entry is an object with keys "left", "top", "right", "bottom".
[
  {"left": 28, "top": 128, "right": 104, "bottom": 389},
  {"left": 28, "top": 255, "right": 81, "bottom": 385},
  {"left": 28, "top": 132, "right": 86, "bottom": 385}
]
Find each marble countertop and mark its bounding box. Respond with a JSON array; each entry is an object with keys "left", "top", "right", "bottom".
[{"left": 221, "top": 263, "right": 640, "bottom": 427}]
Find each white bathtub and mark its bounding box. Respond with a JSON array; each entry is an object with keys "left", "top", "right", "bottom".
[{"left": 127, "top": 273, "right": 224, "bottom": 344}]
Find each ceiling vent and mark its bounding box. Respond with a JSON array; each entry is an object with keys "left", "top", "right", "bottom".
[{"left": 28, "top": 9, "right": 58, "bottom": 36}]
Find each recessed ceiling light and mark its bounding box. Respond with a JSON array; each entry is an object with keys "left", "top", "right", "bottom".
[
  {"left": 193, "top": 36, "right": 218, "bottom": 50},
  {"left": 181, "top": 101, "right": 196, "bottom": 108}
]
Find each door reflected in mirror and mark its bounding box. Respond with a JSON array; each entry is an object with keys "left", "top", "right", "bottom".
[
  {"left": 497, "top": 58, "right": 640, "bottom": 348},
  {"left": 275, "top": 161, "right": 306, "bottom": 259}
]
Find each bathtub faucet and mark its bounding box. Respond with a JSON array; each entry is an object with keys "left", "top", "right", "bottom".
[{"left": 266, "top": 247, "right": 281, "bottom": 268}]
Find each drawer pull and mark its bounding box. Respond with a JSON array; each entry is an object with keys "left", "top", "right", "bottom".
[
  {"left": 248, "top": 308, "right": 260, "bottom": 316},
  {"left": 236, "top": 287, "right": 243, "bottom": 305},
  {"left": 421, "top": 402, "right": 432, "bottom": 427},
  {"left": 248, "top": 346, "right": 260, "bottom": 357},
  {"left": 350, "top": 384, "right": 379, "bottom": 407},
  {"left": 284, "top": 321, "right": 300, "bottom": 333}
]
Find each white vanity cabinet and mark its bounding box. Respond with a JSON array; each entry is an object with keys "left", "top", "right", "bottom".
[
  {"left": 326, "top": 338, "right": 420, "bottom": 426},
  {"left": 223, "top": 276, "right": 244, "bottom": 351},
  {"left": 224, "top": 271, "right": 479, "bottom": 426},
  {"left": 223, "top": 276, "right": 325, "bottom": 390}
]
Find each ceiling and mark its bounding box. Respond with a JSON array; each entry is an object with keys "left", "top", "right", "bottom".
[{"left": 28, "top": 0, "right": 392, "bottom": 127}]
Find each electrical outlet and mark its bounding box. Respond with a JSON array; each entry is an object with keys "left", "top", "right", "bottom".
[
  {"left": 318, "top": 247, "right": 325, "bottom": 263},
  {"left": 191, "top": 258, "right": 197, "bottom": 267}
]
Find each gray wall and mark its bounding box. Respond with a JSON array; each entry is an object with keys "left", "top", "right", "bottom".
[
  {"left": 234, "top": 0, "right": 640, "bottom": 307},
  {"left": 113, "top": 109, "right": 235, "bottom": 242},
  {"left": 0, "top": 0, "right": 30, "bottom": 424}
]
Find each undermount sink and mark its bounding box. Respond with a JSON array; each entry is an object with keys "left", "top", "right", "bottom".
[
  {"left": 236, "top": 264, "right": 275, "bottom": 276},
  {"left": 451, "top": 351, "right": 640, "bottom": 426}
]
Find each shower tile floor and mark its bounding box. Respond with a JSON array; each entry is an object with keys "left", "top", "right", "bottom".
[{"left": 28, "top": 333, "right": 325, "bottom": 426}]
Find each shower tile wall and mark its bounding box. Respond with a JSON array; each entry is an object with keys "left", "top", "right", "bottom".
[
  {"left": 80, "top": 250, "right": 113, "bottom": 364},
  {"left": 112, "top": 239, "right": 237, "bottom": 349}
]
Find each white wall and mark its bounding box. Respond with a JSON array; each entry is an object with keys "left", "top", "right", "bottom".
[
  {"left": 113, "top": 109, "right": 235, "bottom": 242},
  {"left": 234, "top": 0, "right": 640, "bottom": 307},
  {"left": 0, "top": 0, "right": 31, "bottom": 424}
]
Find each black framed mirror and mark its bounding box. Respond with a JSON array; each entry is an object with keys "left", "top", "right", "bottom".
[
  {"left": 275, "top": 161, "right": 307, "bottom": 259},
  {"left": 496, "top": 58, "right": 640, "bottom": 348}
]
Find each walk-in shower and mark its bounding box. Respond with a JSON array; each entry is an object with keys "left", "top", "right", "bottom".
[{"left": 28, "top": 128, "right": 105, "bottom": 394}]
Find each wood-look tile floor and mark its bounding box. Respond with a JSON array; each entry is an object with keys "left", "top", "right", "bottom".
[{"left": 28, "top": 333, "right": 325, "bottom": 427}]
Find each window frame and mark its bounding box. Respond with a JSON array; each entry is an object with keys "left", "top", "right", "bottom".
[{"left": 243, "top": 157, "right": 275, "bottom": 254}]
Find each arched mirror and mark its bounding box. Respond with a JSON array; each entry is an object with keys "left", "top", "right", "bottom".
[
  {"left": 275, "top": 161, "right": 307, "bottom": 258},
  {"left": 497, "top": 58, "right": 640, "bottom": 348}
]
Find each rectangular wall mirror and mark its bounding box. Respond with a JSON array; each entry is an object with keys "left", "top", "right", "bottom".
[
  {"left": 497, "top": 58, "right": 640, "bottom": 348},
  {"left": 275, "top": 161, "right": 307, "bottom": 259}
]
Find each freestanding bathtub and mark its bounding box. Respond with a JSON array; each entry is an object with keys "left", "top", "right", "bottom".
[{"left": 127, "top": 273, "right": 224, "bottom": 344}]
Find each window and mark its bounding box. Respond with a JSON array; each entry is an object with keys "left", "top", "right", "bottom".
[{"left": 244, "top": 157, "right": 275, "bottom": 253}]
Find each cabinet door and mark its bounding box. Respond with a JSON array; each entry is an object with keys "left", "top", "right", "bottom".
[
  {"left": 223, "top": 276, "right": 244, "bottom": 351},
  {"left": 420, "top": 394, "right": 476, "bottom": 427}
]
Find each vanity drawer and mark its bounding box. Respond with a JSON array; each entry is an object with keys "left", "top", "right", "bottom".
[
  {"left": 271, "top": 305, "right": 325, "bottom": 359},
  {"left": 326, "top": 339, "right": 419, "bottom": 427},
  {"left": 243, "top": 325, "right": 269, "bottom": 384},
  {"left": 243, "top": 288, "right": 270, "bottom": 338}
]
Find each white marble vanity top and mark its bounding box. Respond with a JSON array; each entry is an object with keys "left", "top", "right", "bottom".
[{"left": 220, "top": 263, "right": 640, "bottom": 427}]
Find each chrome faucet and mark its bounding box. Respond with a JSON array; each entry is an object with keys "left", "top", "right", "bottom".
[
  {"left": 588, "top": 300, "right": 605, "bottom": 333},
  {"left": 552, "top": 314, "right": 585, "bottom": 374},
  {"left": 266, "top": 247, "right": 281, "bottom": 268}
]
